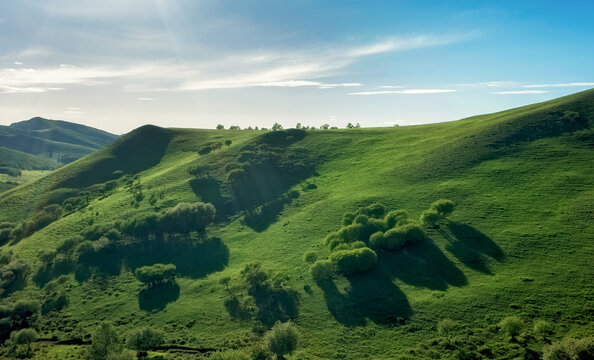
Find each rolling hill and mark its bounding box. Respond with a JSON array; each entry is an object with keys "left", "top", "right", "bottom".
[{"left": 0, "top": 90, "right": 592, "bottom": 359}]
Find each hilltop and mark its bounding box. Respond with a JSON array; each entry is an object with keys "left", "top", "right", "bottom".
[{"left": 0, "top": 90, "right": 592, "bottom": 359}]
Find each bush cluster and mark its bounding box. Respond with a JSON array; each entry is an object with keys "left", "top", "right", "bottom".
[
  {"left": 0, "top": 300, "right": 40, "bottom": 340},
  {"left": 420, "top": 199, "right": 455, "bottom": 228},
  {"left": 329, "top": 247, "right": 378, "bottom": 275},
  {"left": 0, "top": 259, "right": 30, "bottom": 298},
  {"left": 134, "top": 264, "right": 177, "bottom": 288},
  {"left": 9, "top": 205, "right": 63, "bottom": 241}
]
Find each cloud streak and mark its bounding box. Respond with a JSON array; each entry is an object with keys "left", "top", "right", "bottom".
[
  {"left": 523, "top": 82, "right": 594, "bottom": 88},
  {"left": 491, "top": 90, "right": 548, "bottom": 94},
  {"left": 349, "top": 89, "right": 456, "bottom": 95}
]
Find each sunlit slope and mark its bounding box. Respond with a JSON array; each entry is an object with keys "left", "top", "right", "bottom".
[{"left": 0, "top": 89, "right": 592, "bottom": 359}]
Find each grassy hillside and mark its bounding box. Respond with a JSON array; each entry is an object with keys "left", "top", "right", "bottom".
[
  {"left": 0, "top": 90, "right": 592, "bottom": 359},
  {"left": 0, "top": 117, "right": 118, "bottom": 169}
]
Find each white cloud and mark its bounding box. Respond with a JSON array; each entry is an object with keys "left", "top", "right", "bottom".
[
  {"left": 491, "top": 90, "right": 548, "bottom": 94},
  {"left": 349, "top": 89, "right": 456, "bottom": 95},
  {"left": 345, "top": 34, "right": 473, "bottom": 57},
  {"left": 378, "top": 85, "right": 404, "bottom": 89},
  {"left": 0, "top": 85, "right": 64, "bottom": 94},
  {"left": 137, "top": 97, "right": 155, "bottom": 101},
  {"left": 523, "top": 82, "right": 594, "bottom": 88},
  {"left": 459, "top": 81, "right": 521, "bottom": 87},
  {"left": 13, "top": 61, "right": 22, "bottom": 65}
]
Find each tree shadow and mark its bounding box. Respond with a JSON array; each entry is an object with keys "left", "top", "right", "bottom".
[
  {"left": 441, "top": 222, "right": 504, "bottom": 275},
  {"left": 138, "top": 282, "right": 180, "bottom": 312},
  {"left": 380, "top": 239, "right": 468, "bottom": 291},
  {"left": 316, "top": 268, "right": 411, "bottom": 327},
  {"left": 224, "top": 296, "right": 252, "bottom": 321},
  {"left": 189, "top": 177, "right": 233, "bottom": 219},
  {"left": 33, "top": 259, "right": 77, "bottom": 287},
  {"left": 249, "top": 284, "right": 300, "bottom": 327},
  {"left": 243, "top": 191, "right": 299, "bottom": 232},
  {"left": 35, "top": 237, "right": 229, "bottom": 288}
]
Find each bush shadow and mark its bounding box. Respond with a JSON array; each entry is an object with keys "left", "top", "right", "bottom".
[
  {"left": 380, "top": 239, "right": 468, "bottom": 291},
  {"left": 243, "top": 191, "right": 299, "bottom": 232},
  {"left": 316, "top": 268, "right": 412, "bottom": 327},
  {"left": 189, "top": 177, "right": 233, "bottom": 219},
  {"left": 442, "top": 222, "right": 504, "bottom": 275},
  {"left": 249, "top": 284, "right": 300, "bottom": 327},
  {"left": 138, "top": 282, "right": 180, "bottom": 312}
]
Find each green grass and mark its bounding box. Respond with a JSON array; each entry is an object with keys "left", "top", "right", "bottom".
[{"left": 0, "top": 90, "right": 593, "bottom": 359}]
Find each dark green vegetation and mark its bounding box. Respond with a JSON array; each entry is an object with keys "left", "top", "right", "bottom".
[{"left": 0, "top": 90, "right": 593, "bottom": 358}]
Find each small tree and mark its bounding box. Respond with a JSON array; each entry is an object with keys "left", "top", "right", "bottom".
[
  {"left": 310, "top": 260, "right": 334, "bottom": 282},
  {"left": 126, "top": 327, "right": 164, "bottom": 358},
  {"left": 160, "top": 202, "right": 216, "bottom": 235},
  {"left": 225, "top": 140, "right": 232, "bottom": 146},
  {"left": 265, "top": 321, "right": 299, "bottom": 359},
  {"left": 57, "top": 236, "right": 82, "bottom": 259},
  {"left": 216, "top": 124, "right": 225, "bottom": 130},
  {"left": 420, "top": 209, "right": 442, "bottom": 228},
  {"left": 271, "top": 123, "right": 283, "bottom": 131},
  {"left": 38, "top": 249, "right": 57, "bottom": 268},
  {"left": 430, "top": 199, "right": 455, "bottom": 218},
  {"left": 88, "top": 322, "right": 122, "bottom": 360},
  {"left": 533, "top": 319, "right": 554, "bottom": 340},
  {"left": 10, "top": 328, "right": 38, "bottom": 354},
  {"left": 498, "top": 316, "right": 524, "bottom": 341},
  {"left": 543, "top": 337, "right": 594, "bottom": 360},
  {"left": 346, "top": 122, "right": 354, "bottom": 129}
]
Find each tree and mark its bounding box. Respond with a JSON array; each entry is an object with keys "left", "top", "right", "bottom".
[
  {"left": 10, "top": 328, "right": 38, "bottom": 354},
  {"left": 355, "top": 123, "right": 361, "bottom": 128},
  {"left": 310, "top": 260, "right": 334, "bottom": 282},
  {"left": 543, "top": 337, "right": 594, "bottom": 360},
  {"left": 126, "top": 327, "right": 164, "bottom": 357},
  {"left": 321, "top": 124, "right": 330, "bottom": 130},
  {"left": 420, "top": 209, "right": 442, "bottom": 228},
  {"left": 271, "top": 123, "right": 283, "bottom": 131},
  {"left": 430, "top": 199, "right": 455, "bottom": 218},
  {"left": 498, "top": 316, "right": 524, "bottom": 341},
  {"left": 134, "top": 264, "right": 177, "bottom": 288},
  {"left": 38, "top": 249, "right": 57, "bottom": 268},
  {"left": 329, "top": 247, "right": 377, "bottom": 275},
  {"left": 88, "top": 322, "right": 123, "bottom": 360},
  {"left": 346, "top": 123, "right": 354, "bottom": 128},
  {"left": 302, "top": 251, "right": 317, "bottom": 264},
  {"left": 295, "top": 123, "right": 302, "bottom": 129},
  {"left": 265, "top": 321, "right": 299, "bottom": 359},
  {"left": 216, "top": 124, "right": 225, "bottom": 130},
  {"left": 225, "top": 140, "right": 232, "bottom": 146},
  {"left": 229, "top": 125, "right": 241, "bottom": 130},
  {"left": 57, "top": 236, "right": 82, "bottom": 259}
]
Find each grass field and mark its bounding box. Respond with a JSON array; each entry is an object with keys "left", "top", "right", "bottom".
[{"left": 0, "top": 89, "right": 592, "bottom": 359}]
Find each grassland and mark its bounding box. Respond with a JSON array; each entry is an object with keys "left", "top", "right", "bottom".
[{"left": 0, "top": 90, "right": 592, "bottom": 359}]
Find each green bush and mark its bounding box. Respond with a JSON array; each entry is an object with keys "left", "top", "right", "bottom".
[
  {"left": 354, "top": 214, "right": 369, "bottom": 225},
  {"left": 302, "top": 251, "right": 318, "bottom": 264},
  {"left": 342, "top": 212, "right": 355, "bottom": 226},
  {"left": 498, "top": 316, "right": 524, "bottom": 340},
  {"left": 333, "top": 241, "right": 367, "bottom": 251},
  {"left": 384, "top": 210, "right": 409, "bottom": 229},
  {"left": 373, "top": 223, "right": 424, "bottom": 250},
  {"left": 160, "top": 202, "right": 216, "bottom": 235},
  {"left": 358, "top": 204, "right": 386, "bottom": 218},
  {"left": 10, "top": 328, "right": 38, "bottom": 353},
  {"left": 420, "top": 209, "right": 443, "bottom": 228},
  {"left": 329, "top": 247, "right": 377, "bottom": 275},
  {"left": 88, "top": 322, "right": 126, "bottom": 360},
  {"left": 134, "top": 264, "right": 177, "bottom": 288},
  {"left": 430, "top": 199, "right": 455, "bottom": 218},
  {"left": 265, "top": 321, "right": 299, "bottom": 358},
  {"left": 38, "top": 249, "right": 57, "bottom": 267},
  {"left": 533, "top": 319, "right": 554, "bottom": 339},
  {"left": 57, "top": 236, "right": 82, "bottom": 258},
  {"left": 437, "top": 319, "right": 457, "bottom": 338},
  {"left": 76, "top": 241, "right": 95, "bottom": 258},
  {"left": 126, "top": 327, "right": 164, "bottom": 354},
  {"left": 543, "top": 337, "right": 594, "bottom": 360},
  {"left": 310, "top": 260, "right": 335, "bottom": 282}
]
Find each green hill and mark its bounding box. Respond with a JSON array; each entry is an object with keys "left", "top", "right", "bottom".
[
  {"left": 0, "top": 117, "right": 118, "bottom": 167},
  {"left": 0, "top": 90, "right": 592, "bottom": 359}
]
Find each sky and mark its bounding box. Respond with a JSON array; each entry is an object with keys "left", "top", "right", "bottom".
[{"left": 0, "top": 0, "right": 593, "bottom": 134}]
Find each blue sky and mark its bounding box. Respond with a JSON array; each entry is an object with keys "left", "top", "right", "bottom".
[{"left": 0, "top": 0, "right": 593, "bottom": 133}]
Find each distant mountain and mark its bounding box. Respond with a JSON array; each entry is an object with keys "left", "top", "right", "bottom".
[{"left": 0, "top": 117, "right": 118, "bottom": 169}]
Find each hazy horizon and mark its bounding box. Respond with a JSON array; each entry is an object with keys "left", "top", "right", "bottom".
[{"left": 1, "top": 0, "right": 593, "bottom": 133}]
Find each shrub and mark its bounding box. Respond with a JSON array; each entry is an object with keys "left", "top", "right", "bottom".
[
  {"left": 368, "top": 231, "right": 387, "bottom": 248},
  {"left": 1, "top": 260, "right": 31, "bottom": 295},
  {"left": 302, "top": 251, "right": 318, "bottom": 264},
  {"left": 10, "top": 328, "right": 38, "bottom": 352},
  {"left": 160, "top": 202, "right": 216, "bottom": 235},
  {"left": 358, "top": 204, "right": 386, "bottom": 219},
  {"left": 543, "top": 337, "right": 594, "bottom": 360},
  {"left": 342, "top": 212, "right": 355, "bottom": 226},
  {"left": 430, "top": 199, "right": 455, "bottom": 218},
  {"left": 134, "top": 264, "right": 177, "bottom": 288},
  {"left": 265, "top": 321, "right": 298, "bottom": 358},
  {"left": 324, "top": 232, "right": 343, "bottom": 250},
  {"left": 250, "top": 343, "right": 270, "bottom": 360},
  {"left": 533, "top": 320, "right": 554, "bottom": 339},
  {"left": 437, "top": 319, "right": 457, "bottom": 338},
  {"left": 375, "top": 223, "right": 424, "bottom": 250},
  {"left": 225, "top": 140, "right": 232, "bottom": 146},
  {"left": 57, "top": 236, "right": 82, "bottom": 258},
  {"left": 420, "top": 209, "right": 443, "bottom": 228},
  {"left": 227, "top": 168, "right": 249, "bottom": 190},
  {"left": 105, "top": 228, "right": 122, "bottom": 240},
  {"left": 126, "top": 327, "right": 165, "bottom": 354},
  {"left": 11, "top": 300, "right": 40, "bottom": 328},
  {"left": 329, "top": 247, "right": 377, "bottom": 275},
  {"left": 354, "top": 214, "right": 369, "bottom": 225},
  {"left": 38, "top": 249, "right": 57, "bottom": 267},
  {"left": 498, "top": 316, "right": 524, "bottom": 340},
  {"left": 76, "top": 241, "right": 95, "bottom": 258},
  {"left": 333, "top": 241, "right": 367, "bottom": 251},
  {"left": 384, "top": 210, "right": 409, "bottom": 229},
  {"left": 337, "top": 223, "right": 364, "bottom": 244},
  {"left": 211, "top": 349, "right": 250, "bottom": 360},
  {"left": 310, "top": 260, "right": 334, "bottom": 282}
]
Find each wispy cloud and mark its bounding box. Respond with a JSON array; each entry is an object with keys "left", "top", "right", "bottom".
[
  {"left": 378, "top": 85, "right": 404, "bottom": 89},
  {"left": 349, "top": 89, "right": 456, "bottom": 95},
  {"left": 459, "top": 81, "right": 521, "bottom": 87},
  {"left": 13, "top": 61, "right": 22, "bottom": 65},
  {"left": 523, "top": 82, "right": 594, "bottom": 88},
  {"left": 137, "top": 97, "right": 155, "bottom": 101},
  {"left": 0, "top": 85, "right": 64, "bottom": 94},
  {"left": 491, "top": 90, "right": 548, "bottom": 94}
]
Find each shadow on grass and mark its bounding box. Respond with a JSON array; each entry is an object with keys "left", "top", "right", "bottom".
[
  {"left": 189, "top": 177, "right": 233, "bottom": 219},
  {"left": 138, "top": 282, "right": 180, "bottom": 312},
  {"left": 316, "top": 268, "right": 412, "bottom": 327},
  {"left": 441, "top": 222, "right": 504, "bottom": 275},
  {"left": 224, "top": 296, "right": 252, "bottom": 321},
  {"left": 34, "top": 237, "right": 229, "bottom": 287},
  {"left": 380, "top": 239, "right": 468, "bottom": 291},
  {"left": 249, "top": 284, "right": 300, "bottom": 327},
  {"left": 243, "top": 191, "right": 299, "bottom": 232}
]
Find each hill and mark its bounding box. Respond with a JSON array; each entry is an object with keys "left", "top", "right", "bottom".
[{"left": 0, "top": 90, "right": 592, "bottom": 359}]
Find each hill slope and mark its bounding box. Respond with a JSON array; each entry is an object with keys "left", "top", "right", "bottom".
[
  {"left": 0, "top": 90, "right": 592, "bottom": 359},
  {"left": 0, "top": 117, "right": 118, "bottom": 168}
]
